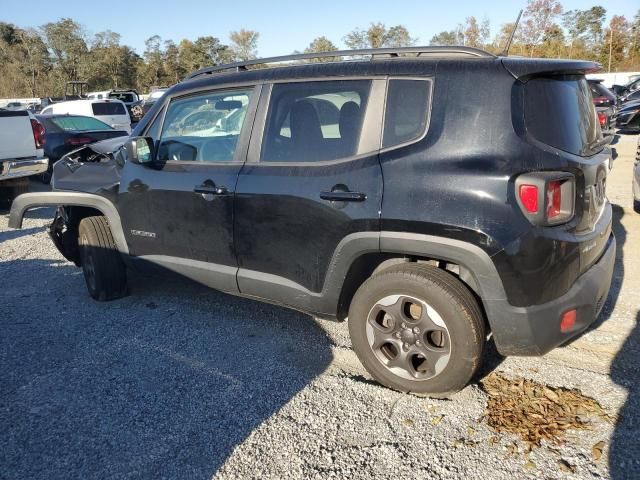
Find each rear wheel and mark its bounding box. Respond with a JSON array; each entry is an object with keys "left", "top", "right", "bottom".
[
  {"left": 634, "top": 200, "right": 640, "bottom": 214},
  {"left": 348, "top": 263, "right": 485, "bottom": 397},
  {"left": 78, "top": 216, "right": 128, "bottom": 301}
]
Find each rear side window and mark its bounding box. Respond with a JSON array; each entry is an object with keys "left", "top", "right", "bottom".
[
  {"left": 51, "top": 116, "right": 112, "bottom": 131},
  {"left": 524, "top": 76, "right": 600, "bottom": 157},
  {"left": 383, "top": 79, "right": 431, "bottom": 148},
  {"left": 261, "top": 80, "right": 371, "bottom": 162},
  {"left": 92, "top": 102, "right": 126, "bottom": 116}
]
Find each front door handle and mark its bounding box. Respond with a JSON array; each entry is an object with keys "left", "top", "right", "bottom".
[
  {"left": 320, "top": 191, "right": 367, "bottom": 202},
  {"left": 194, "top": 183, "right": 228, "bottom": 195}
]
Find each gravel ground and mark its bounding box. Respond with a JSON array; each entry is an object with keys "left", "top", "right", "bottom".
[{"left": 1, "top": 134, "right": 639, "bottom": 480}]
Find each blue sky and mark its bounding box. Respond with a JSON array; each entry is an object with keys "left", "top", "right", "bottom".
[{"left": 3, "top": 0, "right": 638, "bottom": 56}]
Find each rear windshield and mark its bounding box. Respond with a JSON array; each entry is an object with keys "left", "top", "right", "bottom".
[
  {"left": 109, "top": 93, "right": 136, "bottom": 103},
  {"left": 92, "top": 102, "right": 126, "bottom": 116},
  {"left": 51, "top": 116, "right": 112, "bottom": 132},
  {"left": 589, "top": 82, "right": 615, "bottom": 100},
  {"left": 524, "top": 76, "right": 601, "bottom": 157}
]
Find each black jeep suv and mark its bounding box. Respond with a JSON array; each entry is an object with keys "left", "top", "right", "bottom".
[{"left": 10, "top": 46, "right": 616, "bottom": 396}]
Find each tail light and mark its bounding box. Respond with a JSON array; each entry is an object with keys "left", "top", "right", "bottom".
[
  {"left": 597, "top": 111, "right": 607, "bottom": 127},
  {"left": 64, "top": 136, "right": 94, "bottom": 146},
  {"left": 30, "top": 118, "right": 45, "bottom": 149},
  {"left": 516, "top": 172, "right": 575, "bottom": 226},
  {"left": 592, "top": 96, "right": 607, "bottom": 105}
]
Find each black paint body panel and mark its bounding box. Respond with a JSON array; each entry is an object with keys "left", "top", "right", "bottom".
[{"left": 32, "top": 54, "right": 615, "bottom": 355}]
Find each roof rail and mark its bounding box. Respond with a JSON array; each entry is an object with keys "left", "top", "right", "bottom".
[{"left": 185, "top": 46, "right": 495, "bottom": 80}]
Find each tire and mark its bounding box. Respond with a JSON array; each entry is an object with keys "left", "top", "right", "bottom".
[
  {"left": 40, "top": 161, "right": 53, "bottom": 184},
  {"left": 78, "top": 216, "right": 128, "bottom": 301},
  {"left": 634, "top": 200, "right": 640, "bottom": 214},
  {"left": 348, "top": 263, "right": 485, "bottom": 397},
  {"left": 0, "top": 178, "right": 29, "bottom": 207},
  {"left": 11, "top": 179, "right": 29, "bottom": 197}
]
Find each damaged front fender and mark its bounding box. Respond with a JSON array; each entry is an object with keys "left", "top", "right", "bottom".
[{"left": 9, "top": 191, "right": 129, "bottom": 255}]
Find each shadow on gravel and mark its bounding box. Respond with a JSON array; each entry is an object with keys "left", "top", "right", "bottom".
[
  {"left": 581, "top": 203, "right": 626, "bottom": 334},
  {"left": 0, "top": 225, "right": 46, "bottom": 242},
  {"left": 0, "top": 259, "right": 333, "bottom": 479},
  {"left": 609, "top": 310, "right": 640, "bottom": 478},
  {"left": 607, "top": 202, "right": 639, "bottom": 477}
]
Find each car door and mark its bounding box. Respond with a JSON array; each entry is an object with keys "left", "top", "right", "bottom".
[
  {"left": 117, "top": 84, "right": 260, "bottom": 293},
  {"left": 234, "top": 79, "right": 385, "bottom": 313}
]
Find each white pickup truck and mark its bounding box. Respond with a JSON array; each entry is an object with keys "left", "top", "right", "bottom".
[{"left": 0, "top": 109, "right": 48, "bottom": 202}]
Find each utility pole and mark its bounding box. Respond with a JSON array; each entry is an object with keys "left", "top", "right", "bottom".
[{"left": 608, "top": 26, "right": 613, "bottom": 73}]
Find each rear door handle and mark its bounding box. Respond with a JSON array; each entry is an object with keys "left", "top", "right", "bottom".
[
  {"left": 194, "top": 184, "right": 228, "bottom": 195},
  {"left": 320, "top": 191, "right": 367, "bottom": 202}
]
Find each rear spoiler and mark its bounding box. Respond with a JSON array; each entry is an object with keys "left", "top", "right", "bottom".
[{"left": 501, "top": 58, "right": 601, "bottom": 81}]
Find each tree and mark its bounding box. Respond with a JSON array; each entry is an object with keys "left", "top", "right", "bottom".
[
  {"left": 90, "top": 31, "right": 137, "bottom": 89},
  {"left": 229, "top": 29, "right": 259, "bottom": 61},
  {"left": 0, "top": 22, "right": 18, "bottom": 45},
  {"left": 163, "top": 40, "right": 182, "bottom": 83},
  {"left": 305, "top": 36, "right": 337, "bottom": 53},
  {"left": 461, "top": 16, "right": 490, "bottom": 48},
  {"left": 629, "top": 10, "right": 640, "bottom": 66},
  {"left": 139, "top": 35, "right": 164, "bottom": 88},
  {"left": 520, "top": 0, "right": 563, "bottom": 56},
  {"left": 304, "top": 36, "right": 338, "bottom": 62},
  {"left": 41, "top": 18, "right": 89, "bottom": 83},
  {"left": 602, "top": 15, "right": 630, "bottom": 72},
  {"left": 563, "top": 6, "right": 606, "bottom": 58},
  {"left": 344, "top": 23, "right": 416, "bottom": 49},
  {"left": 430, "top": 31, "right": 460, "bottom": 46},
  {"left": 17, "top": 28, "right": 51, "bottom": 96}
]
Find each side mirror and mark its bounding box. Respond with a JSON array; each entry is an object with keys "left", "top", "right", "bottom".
[{"left": 125, "top": 137, "right": 155, "bottom": 165}]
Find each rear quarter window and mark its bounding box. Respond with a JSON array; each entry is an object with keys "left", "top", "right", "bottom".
[
  {"left": 92, "top": 102, "right": 126, "bottom": 116},
  {"left": 524, "top": 76, "right": 601, "bottom": 157},
  {"left": 383, "top": 79, "right": 432, "bottom": 149}
]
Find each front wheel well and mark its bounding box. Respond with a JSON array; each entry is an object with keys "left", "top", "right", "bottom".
[
  {"left": 336, "top": 253, "right": 485, "bottom": 324},
  {"left": 52, "top": 206, "right": 105, "bottom": 265}
]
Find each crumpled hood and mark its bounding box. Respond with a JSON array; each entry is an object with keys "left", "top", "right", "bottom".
[{"left": 51, "top": 136, "right": 128, "bottom": 196}]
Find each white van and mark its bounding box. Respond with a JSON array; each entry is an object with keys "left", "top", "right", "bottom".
[{"left": 41, "top": 99, "right": 131, "bottom": 133}]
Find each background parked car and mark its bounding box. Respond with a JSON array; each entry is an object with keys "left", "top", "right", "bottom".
[
  {"left": 596, "top": 105, "right": 616, "bottom": 141},
  {"left": 611, "top": 76, "right": 640, "bottom": 97},
  {"left": 35, "top": 114, "right": 129, "bottom": 183},
  {"left": 40, "top": 99, "right": 131, "bottom": 133},
  {"left": 620, "top": 88, "right": 640, "bottom": 104},
  {"left": 616, "top": 100, "right": 640, "bottom": 132},
  {"left": 588, "top": 79, "right": 617, "bottom": 107},
  {"left": 130, "top": 87, "right": 168, "bottom": 121},
  {"left": 88, "top": 89, "right": 140, "bottom": 119},
  {"left": 0, "top": 109, "right": 47, "bottom": 202}
]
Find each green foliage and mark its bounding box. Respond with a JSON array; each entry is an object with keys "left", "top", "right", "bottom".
[
  {"left": 229, "top": 29, "right": 259, "bottom": 61},
  {"left": 1, "top": 7, "right": 639, "bottom": 99},
  {"left": 344, "top": 23, "right": 416, "bottom": 49}
]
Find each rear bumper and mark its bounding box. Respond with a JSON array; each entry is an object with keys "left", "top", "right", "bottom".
[
  {"left": 0, "top": 156, "right": 48, "bottom": 181},
  {"left": 489, "top": 233, "right": 616, "bottom": 356}
]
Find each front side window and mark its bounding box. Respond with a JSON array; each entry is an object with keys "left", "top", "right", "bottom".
[
  {"left": 261, "top": 80, "right": 371, "bottom": 163},
  {"left": 383, "top": 79, "right": 431, "bottom": 149},
  {"left": 157, "top": 88, "right": 252, "bottom": 162}
]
